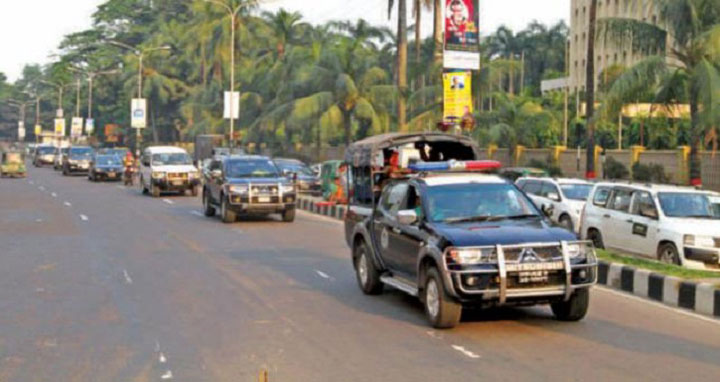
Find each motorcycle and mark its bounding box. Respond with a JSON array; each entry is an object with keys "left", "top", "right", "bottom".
[{"left": 123, "top": 166, "right": 135, "bottom": 186}]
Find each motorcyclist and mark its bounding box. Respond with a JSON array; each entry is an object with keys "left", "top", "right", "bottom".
[{"left": 123, "top": 152, "right": 135, "bottom": 185}]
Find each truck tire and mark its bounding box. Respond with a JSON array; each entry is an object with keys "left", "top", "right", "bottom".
[
  {"left": 282, "top": 207, "right": 296, "bottom": 222},
  {"left": 587, "top": 229, "right": 604, "bottom": 250},
  {"left": 551, "top": 288, "right": 590, "bottom": 321},
  {"left": 354, "top": 241, "right": 383, "bottom": 295},
  {"left": 559, "top": 215, "right": 574, "bottom": 231},
  {"left": 221, "top": 195, "right": 236, "bottom": 223},
  {"left": 424, "top": 267, "right": 462, "bottom": 329},
  {"left": 658, "top": 243, "right": 681, "bottom": 265},
  {"left": 203, "top": 189, "right": 216, "bottom": 217}
]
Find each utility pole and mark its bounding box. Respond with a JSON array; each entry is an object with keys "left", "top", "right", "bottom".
[{"left": 585, "top": 0, "right": 598, "bottom": 179}]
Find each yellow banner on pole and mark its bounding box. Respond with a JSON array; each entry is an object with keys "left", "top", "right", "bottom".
[{"left": 443, "top": 72, "right": 473, "bottom": 121}]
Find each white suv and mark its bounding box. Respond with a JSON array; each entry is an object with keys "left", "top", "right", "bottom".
[
  {"left": 516, "top": 177, "right": 593, "bottom": 232},
  {"left": 139, "top": 146, "right": 200, "bottom": 198},
  {"left": 581, "top": 182, "right": 720, "bottom": 270}
]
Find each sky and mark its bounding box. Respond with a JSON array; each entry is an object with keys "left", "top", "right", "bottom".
[{"left": 0, "top": 0, "right": 570, "bottom": 82}]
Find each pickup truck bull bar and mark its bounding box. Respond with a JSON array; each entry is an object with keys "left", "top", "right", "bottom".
[{"left": 443, "top": 241, "right": 598, "bottom": 304}]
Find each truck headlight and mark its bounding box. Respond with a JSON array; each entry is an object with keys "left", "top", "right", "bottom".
[
  {"left": 188, "top": 171, "right": 199, "bottom": 179},
  {"left": 685, "top": 235, "right": 715, "bottom": 248},
  {"left": 565, "top": 242, "right": 589, "bottom": 259},
  {"left": 228, "top": 185, "right": 248, "bottom": 194},
  {"left": 447, "top": 248, "right": 496, "bottom": 264},
  {"left": 281, "top": 185, "right": 295, "bottom": 193},
  {"left": 152, "top": 171, "right": 166, "bottom": 179}
]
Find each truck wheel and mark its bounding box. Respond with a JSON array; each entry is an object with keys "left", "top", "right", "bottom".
[
  {"left": 658, "top": 243, "right": 681, "bottom": 265},
  {"left": 203, "top": 189, "right": 216, "bottom": 217},
  {"left": 354, "top": 241, "right": 383, "bottom": 295},
  {"left": 551, "top": 288, "right": 590, "bottom": 321},
  {"left": 587, "top": 229, "right": 604, "bottom": 249},
  {"left": 282, "top": 207, "right": 296, "bottom": 222},
  {"left": 221, "top": 196, "right": 236, "bottom": 223},
  {"left": 424, "top": 267, "right": 462, "bottom": 329},
  {"left": 151, "top": 184, "right": 161, "bottom": 198},
  {"left": 559, "top": 215, "right": 574, "bottom": 231}
]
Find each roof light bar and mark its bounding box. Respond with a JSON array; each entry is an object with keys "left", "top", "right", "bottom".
[{"left": 408, "top": 160, "right": 502, "bottom": 173}]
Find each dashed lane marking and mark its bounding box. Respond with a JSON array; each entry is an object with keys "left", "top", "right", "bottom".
[
  {"left": 123, "top": 269, "right": 133, "bottom": 284},
  {"left": 38, "top": 186, "right": 45, "bottom": 191},
  {"left": 35, "top": 219, "right": 43, "bottom": 223},
  {"left": 64, "top": 202, "right": 72, "bottom": 207},
  {"left": 160, "top": 370, "right": 173, "bottom": 380},
  {"left": 51, "top": 192, "right": 57, "bottom": 198},
  {"left": 163, "top": 199, "right": 174, "bottom": 205},
  {"left": 79, "top": 214, "right": 89, "bottom": 222},
  {"left": 159, "top": 353, "right": 167, "bottom": 363},
  {"left": 315, "top": 270, "right": 333, "bottom": 281},
  {"left": 451, "top": 345, "right": 481, "bottom": 359},
  {"left": 190, "top": 211, "right": 204, "bottom": 217}
]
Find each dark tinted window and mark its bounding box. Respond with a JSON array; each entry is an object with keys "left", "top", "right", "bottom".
[
  {"left": 561, "top": 184, "right": 593, "bottom": 201},
  {"left": 540, "top": 182, "right": 560, "bottom": 198},
  {"left": 631, "top": 191, "right": 657, "bottom": 217},
  {"left": 225, "top": 159, "right": 279, "bottom": 178},
  {"left": 70, "top": 147, "right": 93, "bottom": 158},
  {"left": 523, "top": 180, "right": 542, "bottom": 195}
]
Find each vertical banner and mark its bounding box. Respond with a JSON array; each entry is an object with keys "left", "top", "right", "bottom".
[
  {"left": 71, "top": 117, "right": 84, "bottom": 138},
  {"left": 131, "top": 98, "right": 147, "bottom": 128},
  {"left": 443, "top": 72, "right": 473, "bottom": 121},
  {"left": 443, "top": 0, "right": 480, "bottom": 70},
  {"left": 18, "top": 121, "right": 25, "bottom": 141},
  {"left": 34, "top": 124, "right": 42, "bottom": 136},
  {"left": 223, "top": 91, "right": 240, "bottom": 119},
  {"left": 54, "top": 118, "right": 66, "bottom": 137},
  {"left": 85, "top": 118, "right": 95, "bottom": 135}
]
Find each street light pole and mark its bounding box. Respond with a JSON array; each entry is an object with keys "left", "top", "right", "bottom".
[
  {"left": 203, "top": 0, "right": 264, "bottom": 153},
  {"left": 109, "top": 40, "right": 170, "bottom": 157}
]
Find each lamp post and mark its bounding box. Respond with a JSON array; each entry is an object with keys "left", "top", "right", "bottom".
[
  {"left": 109, "top": 41, "right": 171, "bottom": 157},
  {"left": 7, "top": 99, "right": 34, "bottom": 142},
  {"left": 202, "top": 0, "right": 264, "bottom": 152},
  {"left": 68, "top": 67, "right": 120, "bottom": 119},
  {"left": 40, "top": 80, "right": 74, "bottom": 117}
]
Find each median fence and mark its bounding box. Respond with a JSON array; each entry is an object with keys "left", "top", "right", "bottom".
[{"left": 297, "top": 196, "right": 720, "bottom": 320}]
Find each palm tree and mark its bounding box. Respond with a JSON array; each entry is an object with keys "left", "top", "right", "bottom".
[
  {"left": 261, "top": 8, "right": 307, "bottom": 59},
  {"left": 389, "top": 0, "right": 409, "bottom": 131},
  {"left": 601, "top": 0, "right": 720, "bottom": 185}
]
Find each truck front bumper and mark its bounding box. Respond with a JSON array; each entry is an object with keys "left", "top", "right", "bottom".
[
  {"left": 227, "top": 193, "right": 296, "bottom": 214},
  {"left": 443, "top": 241, "right": 598, "bottom": 305},
  {"left": 152, "top": 178, "right": 201, "bottom": 192}
]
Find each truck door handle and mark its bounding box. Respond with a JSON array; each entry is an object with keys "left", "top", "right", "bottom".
[
  {"left": 603, "top": 214, "right": 611, "bottom": 218},
  {"left": 626, "top": 219, "right": 633, "bottom": 223}
]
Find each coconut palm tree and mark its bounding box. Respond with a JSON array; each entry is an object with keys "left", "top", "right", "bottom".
[{"left": 601, "top": 0, "right": 720, "bottom": 185}]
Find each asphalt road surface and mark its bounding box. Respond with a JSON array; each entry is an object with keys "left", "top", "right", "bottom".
[{"left": 2, "top": 165, "right": 720, "bottom": 382}]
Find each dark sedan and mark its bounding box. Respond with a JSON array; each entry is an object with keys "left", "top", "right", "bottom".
[{"left": 89, "top": 155, "right": 124, "bottom": 182}]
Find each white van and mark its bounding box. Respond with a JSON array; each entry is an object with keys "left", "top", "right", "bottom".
[
  {"left": 516, "top": 177, "right": 593, "bottom": 232},
  {"left": 581, "top": 182, "right": 720, "bottom": 270},
  {"left": 139, "top": 146, "right": 200, "bottom": 197}
]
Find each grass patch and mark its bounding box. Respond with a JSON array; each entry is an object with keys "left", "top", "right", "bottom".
[{"left": 596, "top": 249, "right": 720, "bottom": 280}]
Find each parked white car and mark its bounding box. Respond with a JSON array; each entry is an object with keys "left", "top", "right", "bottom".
[
  {"left": 580, "top": 182, "right": 720, "bottom": 271},
  {"left": 138, "top": 146, "right": 201, "bottom": 198},
  {"left": 516, "top": 177, "right": 593, "bottom": 232}
]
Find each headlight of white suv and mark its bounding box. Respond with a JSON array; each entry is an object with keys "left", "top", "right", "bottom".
[
  {"left": 684, "top": 235, "right": 716, "bottom": 248},
  {"left": 151, "top": 171, "right": 166, "bottom": 179},
  {"left": 281, "top": 185, "right": 295, "bottom": 193},
  {"left": 565, "top": 242, "right": 590, "bottom": 259}
]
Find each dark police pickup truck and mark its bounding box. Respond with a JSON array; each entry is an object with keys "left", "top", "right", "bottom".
[
  {"left": 202, "top": 155, "right": 297, "bottom": 223},
  {"left": 345, "top": 165, "right": 598, "bottom": 329}
]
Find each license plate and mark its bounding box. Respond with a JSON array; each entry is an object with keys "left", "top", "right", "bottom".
[
  {"left": 518, "top": 271, "right": 551, "bottom": 284},
  {"left": 172, "top": 180, "right": 184, "bottom": 186},
  {"left": 108, "top": 172, "right": 116, "bottom": 177},
  {"left": 506, "top": 262, "right": 564, "bottom": 272},
  {"left": 80, "top": 164, "right": 88, "bottom": 169},
  {"left": 258, "top": 196, "right": 270, "bottom": 203}
]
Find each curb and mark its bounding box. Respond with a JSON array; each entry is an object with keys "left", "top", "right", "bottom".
[
  {"left": 597, "top": 262, "right": 720, "bottom": 319},
  {"left": 298, "top": 197, "right": 720, "bottom": 320}
]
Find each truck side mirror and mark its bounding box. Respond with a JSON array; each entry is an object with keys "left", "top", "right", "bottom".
[{"left": 397, "top": 209, "right": 418, "bottom": 225}]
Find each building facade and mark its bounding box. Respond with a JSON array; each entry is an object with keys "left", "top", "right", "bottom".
[{"left": 568, "top": 0, "right": 668, "bottom": 92}]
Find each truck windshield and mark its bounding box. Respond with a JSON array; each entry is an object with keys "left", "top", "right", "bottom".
[
  {"left": 96, "top": 156, "right": 121, "bottom": 166},
  {"left": 425, "top": 183, "right": 540, "bottom": 223},
  {"left": 152, "top": 153, "right": 191, "bottom": 165},
  {"left": 657, "top": 192, "right": 718, "bottom": 219},
  {"left": 226, "top": 159, "right": 279, "bottom": 178},
  {"left": 70, "top": 148, "right": 93, "bottom": 158},
  {"left": 276, "top": 162, "right": 314, "bottom": 176},
  {"left": 37, "top": 147, "right": 54, "bottom": 155},
  {"left": 560, "top": 184, "right": 593, "bottom": 201}
]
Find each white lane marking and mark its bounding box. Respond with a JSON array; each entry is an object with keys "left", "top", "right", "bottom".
[
  {"left": 163, "top": 199, "right": 174, "bottom": 205},
  {"left": 315, "top": 270, "right": 333, "bottom": 281},
  {"left": 451, "top": 345, "right": 481, "bottom": 359},
  {"left": 51, "top": 192, "right": 57, "bottom": 198},
  {"left": 191, "top": 211, "right": 204, "bottom": 217},
  {"left": 64, "top": 201, "right": 72, "bottom": 207},
  {"left": 35, "top": 219, "right": 43, "bottom": 223},
  {"left": 159, "top": 353, "right": 167, "bottom": 363},
  {"left": 426, "top": 330, "right": 443, "bottom": 339},
  {"left": 123, "top": 269, "right": 133, "bottom": 285},
  {"left": 116, "top": 185, "right": 126, "bottom": 190},
  {"left": 38, "top": 186, "right": 45, "bottom": 191},
  {"left": 79, "top": 214, "right": 89, "bottom": 222},
  {"left": 154, "top": 341, "right": 161, "bottom": 352},
  {"left": 160, "top": 370, "right": 173, "bottom": 380},
  {"left": 596, "top": 286, "right": 720, "bottom": 326}
]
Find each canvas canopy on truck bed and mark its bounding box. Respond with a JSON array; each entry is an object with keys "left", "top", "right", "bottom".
[{"left": 344, "top": 133, "right": 481, "bottom": 167}]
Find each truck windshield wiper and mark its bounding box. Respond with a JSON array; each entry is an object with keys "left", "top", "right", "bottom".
[
  {"left": 444, "top": 215, "right": 493, "bottom": 223},
  {"left": 506, "top": 214, "right": 542, "bottom": 220}
]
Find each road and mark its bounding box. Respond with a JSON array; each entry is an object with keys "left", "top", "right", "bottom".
[{"left": 1, "top": 165, "right": 720, "bottom": 382}]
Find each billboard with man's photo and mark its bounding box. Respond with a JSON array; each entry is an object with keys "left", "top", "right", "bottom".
[{"left": 443, "top": 0, "right": 480, "bottom": 70}]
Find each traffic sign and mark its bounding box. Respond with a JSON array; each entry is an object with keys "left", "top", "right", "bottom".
[
  {"left": 131, "top": 98, "right": 147, "bottom": 128},
  {"left": 54, "top": 118, "right": 66, "bottom": 137},
  {"left": 71, "top": 118, "right": 84, "bottom": 138}
]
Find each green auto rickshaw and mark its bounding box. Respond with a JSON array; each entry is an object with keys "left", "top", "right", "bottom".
[
  {"left": 1, "top": 150, "right": 27, "bottom": 178},
  {"left": 320, "top": 160, "right": 352, "bottom": 202}
]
